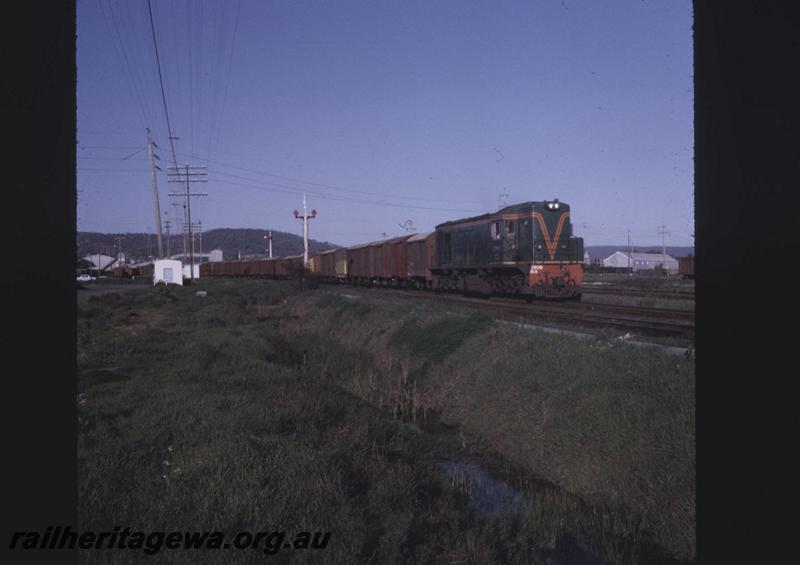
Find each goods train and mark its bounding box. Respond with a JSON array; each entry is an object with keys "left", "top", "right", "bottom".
[{"left": 126, "top": 201, "right": 585, "bottom": 299}]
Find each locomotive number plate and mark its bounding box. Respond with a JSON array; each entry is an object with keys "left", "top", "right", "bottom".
[{"left": 530, "top": 264, "right": 544, "bottom": 274}]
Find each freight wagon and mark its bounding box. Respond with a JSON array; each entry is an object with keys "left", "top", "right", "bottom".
[{"left": 678, "top": 255, "right": 695, "bottom": 279}]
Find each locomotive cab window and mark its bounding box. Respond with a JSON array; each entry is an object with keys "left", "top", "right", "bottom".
[
  {"left": 506, "top": 221, "right": 514, "bottom": 236},
  {"left": 490, "top": 221, "right": 501, "bottom": 240}
]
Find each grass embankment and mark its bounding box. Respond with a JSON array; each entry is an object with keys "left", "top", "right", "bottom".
[{"left": 78, "top": 279, "right": 694, "bottom": 564}]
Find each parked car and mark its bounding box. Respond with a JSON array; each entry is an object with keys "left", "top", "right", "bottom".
[{"left": 76, "top": 274, "right": 96, "bottom": 282}]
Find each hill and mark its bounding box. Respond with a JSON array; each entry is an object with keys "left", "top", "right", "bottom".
[{"left": 77, "top": 229, "right": 339, "bottom": 262}]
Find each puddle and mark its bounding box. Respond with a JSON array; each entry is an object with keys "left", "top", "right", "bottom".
[
  {"left": 438, "top": 459, "right": 690, "bottom": 565},
  {"left": 439, "top": 460, "right": 603, "bottom": 565},
  {"left": 439, "top": 461, "right": 526, "bottom": 515}
]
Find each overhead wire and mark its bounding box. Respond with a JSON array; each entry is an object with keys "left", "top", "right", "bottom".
[
  {"left": 212, "top": 0, "right": 241, "bottom": 160},
  {"left": 187, "top": 0, "right": 195, "bottom": 157},
  {"left": 78, "top": 156, "right": 149, "bottom": 161},
  {"left": 115, "top": 0, "right": 160, "bottom": 136},
  {"left": 78, "top": 168, "right": 148, "bottom": 172},
  {"left": 207, "top": 0, "right": 225, "bottom": 161},
  {"left": 208, "top": 175, "right": 483, "bottom": 214},
  {"left": 96, "top": 0, "right": 151, "bottom": 131},
  {"left": 145, "top": 0, "right": 180, "bottom": 170},
  {"left": 79, "top": 145, "right": 145, "bottom": 150},
  {"left": 175, "top": 151, "right": 486, "bottom": 205}
]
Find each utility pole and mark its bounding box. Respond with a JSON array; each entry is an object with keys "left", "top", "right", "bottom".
[
  {"left": 168, "top": 164, "right": 207, "bottom": 283},
  {"left": 170, "top": 200, "right": 183, "bottom": 259},
  {"left": 164, "top": 215, "right": 171, "bottom": 257},
  {"left": 182, "top": 221, "right": 202, "bottom": 258},
  {"left": 264, "top": 230, "right": 273, "bottom": 258},
  {"left": 657, "top": 224, "right": 671, "bottom": 258},
  {"left": 627, "top": 229, "right": 631, "bottom": 273},
  {"left": 657, "top": 224, "right": 671, "bottom": 274},
  {"left": 115, "top": 236, "right": 125, "bottom": 265},
  {"left": 293, "top": 193, "right": 317, "bottom": 267},
  {"left": 146, "top": 128, "right": 165, "bottom": 258}
]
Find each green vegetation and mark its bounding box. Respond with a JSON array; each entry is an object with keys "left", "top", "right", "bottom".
[
  {"left": 389, "top": 313, "right": 494, "bottom": 365},
  {"left": 315, "top": 292, "right": 373, "bottom": 319},
  {"left": 78, "top": 279, "right": 694, "bottom": 563}
]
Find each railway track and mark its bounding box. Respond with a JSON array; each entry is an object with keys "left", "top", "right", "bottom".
[
  {"left": 444, "top": 294, "right": 694, "bottom": 339},
  {"left": 335, "top": 286, "right": 695, "bottom": 341},
  {"left": 581, "top": 285, "right": 695, "bottom": 301}
]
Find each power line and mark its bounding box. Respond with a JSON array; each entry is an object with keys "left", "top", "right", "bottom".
[
  {"left": 97, "top": 0, "right": 152, "bottom": 131},
  {"left": 175, "top": 150, "right": 486, "bottom": 204},
  {"left": 187, "top": 0, "right": 195, "bottom": 157},
  {"left": 77, "top": 156, "right": 149, "bottom": 161},
  {"left": 78, "top": 168, "right": 148, "bottom": 172},
  {"left": 146, "top": 0, "right": 179, "bottom": 171},
  {"left": 78, "top": 145, "right": 146, "bottom": 150},
  {"left": 212, "top": 0, "right": 241, "bottom": 160},
  {"left": 210, "top": 177, "right": 482, "bottom": 214},
  {"left": 80, "top": 130, "right": 145, "bottom": 136}
]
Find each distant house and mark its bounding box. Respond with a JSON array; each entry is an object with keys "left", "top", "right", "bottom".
[
  {"left": 602, "top": 251, "right": 678, "bottom": 273},
  {"left": 169, "top": 248, "right": 223, "bottom": 264},
  {"left": 583, "top": 251, "right": 591, "bottom": 266}
]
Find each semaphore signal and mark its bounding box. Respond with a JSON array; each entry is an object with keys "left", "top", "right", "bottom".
[{"left": 293, "top": 193, "right": 317, "bottom": 267}]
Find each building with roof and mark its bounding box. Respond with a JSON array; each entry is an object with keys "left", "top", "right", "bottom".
[
  {"left": 169, "top": 249, "right": 223, "bottom": 263},
  {"left": 81, "top": 254, "right": 118, "bottom": 272},
  {"left": 602, "top": 251, "right": 678, "bottom": 273}
]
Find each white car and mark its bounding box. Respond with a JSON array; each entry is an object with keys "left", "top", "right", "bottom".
[{"left": 76, "top": 274, "right": 95, "bottom": 282}]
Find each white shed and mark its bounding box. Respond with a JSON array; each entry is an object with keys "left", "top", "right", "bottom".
[{"left": 153, "top": 259, "right": 183, "bottom": 285}]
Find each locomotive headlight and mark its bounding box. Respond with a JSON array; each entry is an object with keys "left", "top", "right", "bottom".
[
  {"left": 546, "top": 202, "right": 553, "bottom": 210},
  {"left": 554, "top": 202, "right": 560, "bottom": 210}
]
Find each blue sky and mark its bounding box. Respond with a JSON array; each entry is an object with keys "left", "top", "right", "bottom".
[{"left": 77, "top": 0, "right": 694, "bottom": 247}]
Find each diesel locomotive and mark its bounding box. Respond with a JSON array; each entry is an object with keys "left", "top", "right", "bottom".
[{"left": 432, "top": 200, "right": 583, "bottom": 298}]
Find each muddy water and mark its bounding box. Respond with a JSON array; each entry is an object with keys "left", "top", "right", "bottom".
[
  {"left": 437, "top": 456, "right": 689, "bottom": 565},
  {"left": 439, "top": 460, "right": 603, "bottom": 565}
]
